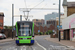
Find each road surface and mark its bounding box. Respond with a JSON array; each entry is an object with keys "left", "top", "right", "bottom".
[
  {"left": 0, "top": 35, "right": 65, "bottom": 50},
  {"left": 35, "top": 35, "right": 63, "bottom": 50}
]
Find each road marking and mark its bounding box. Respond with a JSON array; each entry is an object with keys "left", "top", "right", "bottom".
[
  {"left": 35, "top": 40, "right": 46, "bottom": 50},
  {"left": 21, "top": 46, "right": 26, "bottom": 50}
]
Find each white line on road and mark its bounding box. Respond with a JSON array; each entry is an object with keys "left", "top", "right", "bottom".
[
  {"left": 21, "top": 46, "right": 26, "bottom": 50},
  {"left": 35, "top": 40, "right": 46, "bottom": 50}
]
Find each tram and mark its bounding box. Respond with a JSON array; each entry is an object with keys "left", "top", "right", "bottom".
[{"left": 15, "top": 21, "right": 34, "bottom": 45}]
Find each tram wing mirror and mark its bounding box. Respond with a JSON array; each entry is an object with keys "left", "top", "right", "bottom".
[{"left": 32, "top": 36, "right": 34, "bottom": 37}]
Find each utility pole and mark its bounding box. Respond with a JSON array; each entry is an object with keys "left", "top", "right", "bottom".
[
  {"left": 12, "top": 4, "right": 14, "bottom": 39},
  {"left": 59, "top": 0, "right": 61, "bottom": 41},
  {"left": 55, "top": 20, "right": 57, "bottom": 34}
]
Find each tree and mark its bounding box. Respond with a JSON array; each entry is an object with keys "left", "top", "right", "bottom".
[
  {"left": 47, "top": 30, "right": 53, "bottom": 34},
  {"left": 9, "top": 26, "right": 12, "bottom": 29},
  {"left": 4, "top": 26, "right": 15, "bottom": 29},
  {"left": 4, "top": 26, "right": 8, "bottom": 29}
]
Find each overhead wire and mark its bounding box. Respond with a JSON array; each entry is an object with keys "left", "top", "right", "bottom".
[
  {"left": 24, "top": 0, "right": 28, "bottom": 20},
  {"left": 22, "top": 0, "right": 45, "bottom": 20},
  {"left": 30, "top": 0, "right": 45, "bottom": 11}
]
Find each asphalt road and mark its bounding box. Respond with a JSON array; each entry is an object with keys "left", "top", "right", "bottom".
[
  {"left": 35, "top": 35, "right": 63, "bottom": 50},
  {"left": 0, "top": 35, "right": 65, "bottom": 50},
  {"left": 0, "top": 41, "right": 43, "bottom": 50}
]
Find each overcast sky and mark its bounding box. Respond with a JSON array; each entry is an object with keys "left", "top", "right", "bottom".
[{"left": 0, "top": 0, "right": 75, "bottom": 26}]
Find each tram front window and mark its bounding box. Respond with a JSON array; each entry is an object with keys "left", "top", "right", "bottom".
[{"left": 18, "top": 23, "right": 31, "bottom": 36}]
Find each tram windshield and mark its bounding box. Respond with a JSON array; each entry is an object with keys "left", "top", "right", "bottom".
[{"left": 18, "top": 23, "right": 32, "bottom": 36}]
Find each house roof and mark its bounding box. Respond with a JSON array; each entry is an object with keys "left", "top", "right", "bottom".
[
  {"left": 62, "top": 0, "right": 75, "bottom": 7},
  {"left": 67, "top": 2, "right": 75, "bottom": 7},
  {"left": 62, "top": 0, "right": 67, "bottom": 6}
]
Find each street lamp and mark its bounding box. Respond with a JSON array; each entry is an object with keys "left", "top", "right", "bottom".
[{"left": 53, "top": 0, "right": 61, "bottom": 41}]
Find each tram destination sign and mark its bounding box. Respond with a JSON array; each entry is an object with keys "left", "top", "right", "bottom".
[{"left": 21, "top": 25, "right": 29, "bottom": 27}]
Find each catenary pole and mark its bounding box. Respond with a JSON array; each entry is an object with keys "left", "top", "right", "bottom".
[
  {"left": 12, "top": 4, "right": 14, "bottom": 39},
  {"left": 59, "top": 0, "right": 61, "bottom": 41}
]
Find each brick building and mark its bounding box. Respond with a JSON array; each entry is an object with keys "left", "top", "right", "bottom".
[
  {"left": 46, "top": 20, "right": 56, "bottom": 26},
  {"left": 0, "top": 12, "right": 4, "bottom": 30},
  {"left": 32, "top": 19, "right": 44, "bottom": 26},
  {"left": 67, "top": 2, "right": 75, "bottom": 16},
  {"left": 34, "top": 24, "right": 55, "bottom": 33}
]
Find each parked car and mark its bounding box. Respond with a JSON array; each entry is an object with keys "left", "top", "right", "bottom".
[
  {"left": 2, "top": 34, "right": 6, "bottom": 39},
  {"left": 0, "top": 33, "right": 4, "bottom": 39},
  {"left": 0, "top": 33, "right": 6, "bottom": 39}
]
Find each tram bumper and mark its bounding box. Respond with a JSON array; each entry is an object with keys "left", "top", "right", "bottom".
[{"left": 16, "top": 39, "right": 34, "bottom": 44}]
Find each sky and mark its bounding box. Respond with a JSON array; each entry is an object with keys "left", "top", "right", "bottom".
[{"left": 0, "top": 0, "right": 75, "bottom": 26}]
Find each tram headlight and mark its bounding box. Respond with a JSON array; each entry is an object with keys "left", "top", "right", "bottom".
[
  {"left": 16, "top": 37, "right": 19, "bottom": 39},
  {"left": 31, "top": 37, "right": 34, "bottom": 39},
  {"left": 17, "top": 37, "right": 19, "bottom": 39}
]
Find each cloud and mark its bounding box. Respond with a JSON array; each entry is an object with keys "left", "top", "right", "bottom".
[
  {"left": 68, "top": 0, "right": 75, "bottom": 2},
  {"left": 0, "top": 0, "right": 74, "bottom": 26}
]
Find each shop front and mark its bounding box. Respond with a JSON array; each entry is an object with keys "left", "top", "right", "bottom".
[
  {"left": 70, "top": 28, "right": 75, "bottom": 41},
  {"left": 70, "top": 29, "right": 75, "bottom": 41},
  {"left": 69, "top": 18, "right": 75, "bottom": 41},
  {"left": 62, "top": 14, "right": 75, "bottom": 41},
  {"left": 73, "top": 29, "right": 75, "bottom": 38}
]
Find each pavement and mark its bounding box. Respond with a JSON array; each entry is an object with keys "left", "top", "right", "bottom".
[
  {"left": 45, "top": 37, "right": 75, "bottom": 48},
  {"left": 0, "top": 38, "right": 14, "bottom": 43}
]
